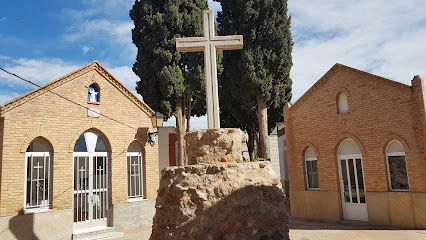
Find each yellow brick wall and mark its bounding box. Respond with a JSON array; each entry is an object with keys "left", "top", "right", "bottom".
[
  {"left": 284, "top": 65, "right": 426, "bottom": 193},
  {"left": 283, "top": 64, "right": 426, "bottom": 226},
  {"left": 0, "top": 64, "right": 159, "bottom": 216}
]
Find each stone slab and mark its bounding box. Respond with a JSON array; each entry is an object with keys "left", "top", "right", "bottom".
[
  {"left": 0, "top": 209, "right": 73, "bottom": 240},
  {"left": 388, "top": 192, "right": 415, "bottom": 228},
  {"left": 87, "top": 108, "right": 100, "bottom": 118},
  {"left": 184, "top": 128, "right": 244, "bottom": 165},
  {"left": 412, "top": 193, "right": 426, "bottom": 228},
  {"left": 289, "top": 190, "right": 341, "bottom": 222},
  {"left": 112, "top": 199, "right": 156, "bottom": 232},
  {"left": 366, "top": 192, "right": 391, "bottom": 226}
]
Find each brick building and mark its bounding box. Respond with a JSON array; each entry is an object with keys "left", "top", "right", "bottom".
[
  {"left": 284, "top": 64, "right": 426, "bottom": 228},
  {"left": 0, "top": 61, "right": 159, "bottom": 239}
]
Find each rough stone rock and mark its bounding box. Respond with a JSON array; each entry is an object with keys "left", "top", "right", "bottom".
[
  {"left": 185, "top": 128, "right": 245, "bottom": 165},
  {"left": 150, "top": 162, "right": 289, "bottom": 240}
]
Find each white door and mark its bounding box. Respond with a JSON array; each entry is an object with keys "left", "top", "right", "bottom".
[
  {"left": 73, "top": 153, "right": 108, "bottom": 233},
  {"left": 338, "top": 154, "right": 368, "bottom": 221}
]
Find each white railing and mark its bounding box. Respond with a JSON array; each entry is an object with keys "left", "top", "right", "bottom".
[
  {"left": 127, "top": 152, "right": 143, "bottom": 199},
  {"left": 25, "top": 152, "right": 50, "bottom": 211}
]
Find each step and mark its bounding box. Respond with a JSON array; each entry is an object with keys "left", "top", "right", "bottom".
[{"left": 73, "top": 227, "right": 124, "bottom": 240}]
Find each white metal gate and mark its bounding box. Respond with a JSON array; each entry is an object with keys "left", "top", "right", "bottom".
[
  {"left": 338, "top": 154, "right": 368, "bottom": 221},
  {"left": 73, "top": 153, "right": 108, "bottom": 233}
]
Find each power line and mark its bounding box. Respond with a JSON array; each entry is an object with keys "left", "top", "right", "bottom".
[{"left": 0, "top": 67, "right": 139, "bottom": 130}]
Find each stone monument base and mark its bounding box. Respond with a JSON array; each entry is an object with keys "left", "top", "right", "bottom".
[
  {"left": 184, "top": 128, "right": 245, "bottom": 165},
  {"left": 150, "top": 162, "right": 289, "bottom": 240}
]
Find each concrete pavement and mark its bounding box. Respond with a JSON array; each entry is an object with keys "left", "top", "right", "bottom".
[{"left": 117, "top": 218, "right": 426, "bottom": 240}]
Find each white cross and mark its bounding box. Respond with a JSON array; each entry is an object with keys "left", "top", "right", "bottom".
[
  {"left": 176, "top": 10, "right": 243, "bottom": 129},
  {"left": 132, "top": 161, "right": 139, "bottom": 176},
  {"left": 34, "top": 162, "right": 43, "bottom": 181},
  {"left": 34, "top": 162, "right": 43, "bottom": 170},
  {"left": 131, "top": 161, "right": 138, "bottom": 168}
]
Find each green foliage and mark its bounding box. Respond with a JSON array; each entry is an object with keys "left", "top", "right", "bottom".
[
  {"left": 252, "top": 157, "right": 266, "bottom": 162},
  {"left": 236, "top": 157, "right": 265, "bottom": 163},
  {"left": 130, "top": 0, "right": 208, "bottom": 118},
  {"left": 216, "top": 0, "right": 293, "bottom": 132}
]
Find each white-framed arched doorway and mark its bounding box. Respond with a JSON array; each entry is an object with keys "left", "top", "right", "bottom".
[
  {"left": 72, "top": 130, "right": 109, "bottom": 234},
  {"left": 337, "top": 138, "right": 368, "bottom": 221}
]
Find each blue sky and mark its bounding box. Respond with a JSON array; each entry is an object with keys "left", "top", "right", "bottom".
[{"left": 1, "top": 0, "right": 426, "bottom": 130}]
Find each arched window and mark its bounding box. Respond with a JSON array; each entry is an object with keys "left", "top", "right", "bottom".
[
  {"left": 337, "top": 92, "right": 348, "bottom": 114},
  {"left": 127, "top": 141, "right": 144, "bottom": 200},
  {"left": 386, "top": 140, "right": 409, "bottom": 191},
  {"left": 25, "top": 137, "right": 52, "bottom": 212},
  {"left": 305, "top": 147, "right": 319, "bottom": 190},
  {"left": 88, "top": 84, "right": 99, "bottom": 102},
  {"left": 338, "top": 138, "right": 361, "bottom": 155},
  {"left": 74, "top": 131, "right": 107, "bottom": 153}
]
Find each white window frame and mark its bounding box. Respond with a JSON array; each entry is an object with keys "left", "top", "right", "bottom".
[
  {"left": 305, "top": 156, "right": 319, "bottom": 190},
  {"left": 127, "top": 152, "right": 144, "bottom": 201},
  {"left": 385, "top": 141, "right": 409, "bottom": 192},
  {"left": 24, "top": 152, "right": 51, "bottom": 213}
]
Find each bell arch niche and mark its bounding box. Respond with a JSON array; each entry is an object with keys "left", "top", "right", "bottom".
[
  {"left": 337, "top": 92, "right": 348, "bottom": 114},
  {"left": 73, "top": 130, "right": 109, "bottom": 234},
  {"left": 88, "top": 83, "right": 100, "bottom": 103}
]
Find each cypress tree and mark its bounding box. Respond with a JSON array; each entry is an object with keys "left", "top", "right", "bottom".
[
  {"left": 130, "top": 0, "right": 208, "bottom": 166},
  {"left": 216, "top": 0, "right": 293, "bottom": 159}
]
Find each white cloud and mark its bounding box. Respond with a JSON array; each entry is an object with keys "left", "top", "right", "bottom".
[
  {"left": 107, "top": 65, "right": 139, "bottom": 93},
  {"left": 0, "top": 55, "right": 10, "bottom": 60},
  {"left": 0, "top": 91, "right": 20, "bottom": 105},
  {"left": 288, "top": 0, "right": 426, "bottom": 101},
  {"left": 189, "top": 115, "right": 208, "bottom": 130},
  {"left": 64, "top": 19, "right": 135, "bottom": 61},
  {"left": 0, "top": 58, "right": 80, "bottom": 88},
  {"left": 65, "top": 20, "right": 132, "bottom": 44},
  {"left": 61, "top": 0, "right": 137, "bottom": 62},
  {"left": 163, "top": 116, "right": 176, "bottom": 128},
  {"left": 208, "top": 0, "right": 222, "bottom": 14},
  {"left": 82, "top": 46, "right": 92, "bottom": 54},
  {"left": 86, "top": 0, "right": 134, "bottom": 11},
  {"left": 163, "top": 115, "right": 207, "bottom": 131},
  {"left": 0, "top": 57, "right": 143, "bottom": 102}
]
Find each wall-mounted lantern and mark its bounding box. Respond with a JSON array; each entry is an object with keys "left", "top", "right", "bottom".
[{"left": 148, "top": 112, "right": 165, "bottom": 146}]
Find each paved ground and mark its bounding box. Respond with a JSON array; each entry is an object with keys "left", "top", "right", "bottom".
[
  {"left": 289, "top": 218, "right": 426, "bottom": 240},
  {"left": 118, "top": 218, "right": 426, "bottom": 240}
]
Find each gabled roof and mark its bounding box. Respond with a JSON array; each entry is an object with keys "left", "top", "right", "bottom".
[
  {"left": 289, "top": 63, "right": 411, "bottom": 112},
  {"left": 0, "top": 61, "right": 154, "bottom": 117}
]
